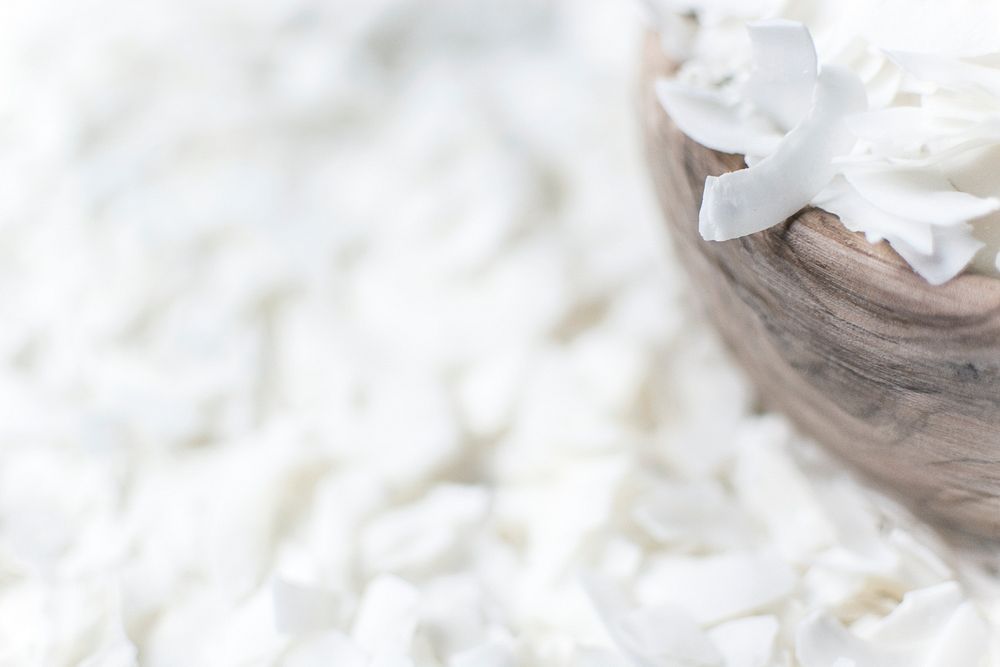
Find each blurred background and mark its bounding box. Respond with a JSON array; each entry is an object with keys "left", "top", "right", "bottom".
[{"left": 1, "top": 1, "right": 988, "bottom": 665}]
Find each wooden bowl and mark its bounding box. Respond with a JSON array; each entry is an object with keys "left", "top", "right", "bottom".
[{"left": 640, "top": 34, "right": 1000, "bottom": 543}]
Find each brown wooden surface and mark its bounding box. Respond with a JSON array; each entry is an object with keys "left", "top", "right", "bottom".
[{"left": 641, "top": 35, "right": 1000, "bottom": 542}]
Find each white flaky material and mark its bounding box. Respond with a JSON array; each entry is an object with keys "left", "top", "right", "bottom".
[
  {"left": 699, "top": 63, "right": 866, "bottom": 242},
  {"left": 0, "top": 1, "right": 998, "bottom": 666},
  {"left": 744, "top": 20, "right": 818, "bottom": 133},
  {"left": 651, "top": 5, "right": 1000, "bottom": 283}
]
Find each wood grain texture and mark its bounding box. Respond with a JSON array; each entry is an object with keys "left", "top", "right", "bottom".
[{"left": 641, "top": 34, "right": 1000, "bottom": 542}]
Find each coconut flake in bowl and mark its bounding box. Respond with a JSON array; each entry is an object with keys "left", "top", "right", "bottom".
[{"left": 647, "top": 1, "right": 1000, "bottom": 284}]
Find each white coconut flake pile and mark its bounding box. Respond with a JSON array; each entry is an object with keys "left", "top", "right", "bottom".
[
  {"left": 0, "top": 0, "right": 999, "bottom": 665},
  {"left": 648, "top": 0, "right": 1000, "bottom": 284}
]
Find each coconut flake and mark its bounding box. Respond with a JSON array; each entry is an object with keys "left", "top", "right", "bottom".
[
  {"left": 923, "top": 602, "right": 991, "bottom": 667},
  {"left": 614, "top": 606, "right": 723, "bottom": 666},
  {"left": 888, "top": 225, "right": 985, "bottom": 286},
  {"left": 654, "top": 10, "right": 1000, "bottom": 281},
  {"left": 730, "top": 418, "right": 837, "bottom": 562},
  {"left": 845, "top": 108, "right": 944, "bottom": 156},
  {"left": 812, "top": 177, "right": 934, "bottom": 254},
  {"left": 632, "top": 480, "right": 752, "bottom": 551},
  {"left": 809, "top": 478, "right": 899, "bottom": 573},
  {"left": 272, "top": 578, "right": 340, "bottom": 635},
  {"left": 796, "top": 612, "right": 913, "bottom": 667},
  {"left": 655, "top": 81, "right": 780, "bottom": 156},
  {"left": 8, "top": 2, "right": 1000, "bottom": 664},
  {"left": 635, "top": 552, "right": 796, "bottom": 624},
  {"left": 864, "top": 582, "right": 963, "bottom": 646},
  {"left": 858, "top": 1, "right": 1000, "bottom": 57},
  {"left": 707, "top": 615, "right": 779, "bottom": 667},
  {"left": 744, "top": 20, "right": 818, "bottom": 131},
  {"left": 359, "top": 484, "right": 489, "bottom": 575},
  {"left": 798, "top": 586, "right": 991, "bottom": 667},
  {"left": 583, "top": 574, "right": 723, "bottom": 666},
  {"left": 418, "top": 575, "right": 488, "bottom": 658},
  {"left": 845, "top": 167, "right": 1000, "bottom": 227},
  {"left": 699, "top": 64, "right": 866, "bottom": 241},
  {"left": 351, "top": 575, "right": 420, "bottom": 655},
  {"left": 829, "top": 165, "right": 997, "bottom": 282},
  {"left": 888, "top": 51, "right": 1000, "bottom": 97}
]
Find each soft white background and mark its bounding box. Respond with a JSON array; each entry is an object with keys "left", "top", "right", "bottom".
[{"left": 0, "top": 0, "right": 996, "bottom": 665}]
